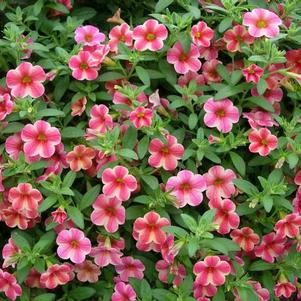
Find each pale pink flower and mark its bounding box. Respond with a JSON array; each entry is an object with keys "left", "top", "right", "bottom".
[
  {"left": 148, "top": 134, "right": 184, "bottom": 171},
  {"left": 109, "top": 23, "right": 133, "bottom": 52},
  {"left": 75, "top": 25, "right": 105, "bottom": 46},
  {"left": 6, "top": 62, "right": 46, "bottom": 98},
  {"left": 112, "top": 282, "right": 137, "bottom": 301},
  {"left": 167, "top": 42, "right": 201, "bottom": 74},
  {"left": 115, "top": 256, "right": 145, "bottom": 282},
  {"left": 5, "top": 133, "right": 23, "bottom": 160},
  {"left": 204, "top": 165, "right": 236, "bottom": 200},
  {"left": 242, "top": 64, "right": 264, "bottom": 83},
  {"left": 203, "top": 98, "right": 239, "bottom": 133},
  {"left": 91, "top": 194, "right": 125, "bottom": 233},
  {"left": 56, "top": 228, "right": 91, "bottom": 264},
  {"left": 69, "top": 51, "right": 99, "bottom": 81},
  {"left": 21, "top": 120, "right": 61, "bottom": 158},
  {"left": 88, "top": 104, "right": 113, "bottom": 133},
  {"left": 133, "top": 19, "right": 168, "bottom": 51},
  {"left": 0, "top": 269, "right": 22, "bottom": 300},
  {"left": 101, "top": 166, "right": 137, "bottom": 202},
  {"left": 66, "top": 145, "right": 96, "bottom": 172},
  {"left": 166, "top": 170, "right": 206, "bottom": 208},
  {"left": 243, "top": 8, "right": 282, "bottom": 38},
  {"left": 0, "top": 94, "right": 13, "bottom": 120},
  {"left": 74, "top": 260, "right": 101, "bottom": 283},
  {"left": 84, "top": 44, "right": 110, "bottom": 67},
  {"left": 2, "top": 238, "right": 20, "bottom": 268},
  {"left": 191, "top": 21, "right": 214, "bottom": 47},
  {"left": 243, "top": 110, "right": 278, "bottom": 129},
  {"left": 71, "top": 96, "right": 87, "bottom": 116},
  {"left": 193, "top": 256, "right": 231, "bottom": 286},
  {"left": 129, "top": 107, "right": 153, "bottom": 129},
  {"left": 90, "top": 243, "right": 123, "bottom": 267}
]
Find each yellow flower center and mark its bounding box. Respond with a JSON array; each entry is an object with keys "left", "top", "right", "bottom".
[
  {"left": 22, "top": 76, "right": 32, "bottom": 84},
  {"left": 146, "top": 33, "right": 156, "bottom": 41},
  {"left": 256, "top": 20, "right": 267, "bottom": 28}
]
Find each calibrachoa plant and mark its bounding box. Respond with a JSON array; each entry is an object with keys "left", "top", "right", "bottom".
[{"left": 1, "top": 0, "right": 301, "bottom": 300}]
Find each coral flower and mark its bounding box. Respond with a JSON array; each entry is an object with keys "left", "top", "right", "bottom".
[
  {"left": 69, "top": 51, "right": 99, "bottom": 80},
  {"left": 133, "top": 19, "right": 168, "bottom": 51},
  {"left": 242, "top": 64, "right": 264, "bottom": 83},
  {"left": 203, "top": 98, "right": 239, "bottom": 133},
  {"left": 274, "top": 213, "right": 301, "bottom": 238},
  {"left": 209, "top": 198, "right": 240, "bottom": 234},
  {"left": 248, "top": 128, "right": 278, "bottom": 156},
  {"left": 243, "top": 8, "right": 282, "bottom": 38},
  {"left": 6, "top": 62, "right": 46, "bottom": 98},
  {"left": 112, "top": 282, "right": 137, "bottom": 301},
  {"left": 286, "top": 49, "right": 301, "bottom": 73},
  {"left": 56, "top": 228, "right": 91, "bottom": 264},
  {"left": 129, "top": 107, "right": 153, "bottom": 129},
  {"left": 274, "top": 282, "right": 296, "bottom": 298},
  {"left": 167, "top": 42, "right": 201, "bottom": 74},
  {"left": 21, "top": 120, "right": 61, "bottom": 158},
  {"left": 74, "top": 260, "right": 101, "bottom": 283},
  {"left": 191, "top": 21, "right": 214, "bottom": 47},
  {"left": 166, "top": 170, "right": 206, "bottom": 208},
  {"left": 109, "top": 23, "right": 133, "bottom": 52},
  {"left": 91, "top": 194, "right": 125, "bottom": 233},
  {"left": 0, "top": 93, "right": 13, "bottom": 120},
  {"left": 71, "top": 96, "right": 87, "bottom": 116},
  {"left": 40, "top": 263, "right": 73, "bottom": 289},
  {"left": 8, "top": 183, "right": 43, "bottom": 219},
  {"left": 230, "top": 227, "right": 260, "bottom": 252},
  {"left": 0, "top": 269, "right": 22, "bottom": 300},
  {"left": 66, "top": 144, "right": 96, "bottom": 172},
  {"left": 193, "top": 256, "right": 231, "bottom": 286},
  {"left": 101, "top": 166, "right": 137, "bottom": 202},
  {"left": 202, "top": 59, "right": 221, "bottom": 83},
  {"left": 51, "top": 208, "right": 68, "bottom": 224},
  {"left": 115, "top": 256, "right": 145, "bottom": 282},
  {"left": 148, "top": 134, "right": 184, "bottom": 171},
  {"left": 204, "top": 165, "right": 236, "bottom": 200},
  {"left": 133, "top": 211, "right": 170, "bottom": 245},
  {"left": 223, "top": 25, "right": 254, "bottom": 52},
  {"left": 88, "top": 104, "right": 113, "bottom": 133},
  {"left": 75, "top": 25, "right": 105, "bottom": 46}
]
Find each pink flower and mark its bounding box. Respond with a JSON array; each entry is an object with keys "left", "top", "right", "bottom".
[
  {"left": 254, "top": 232, "right": 286, "bottom": 263},
  {"left": 243, "top": 110, "right": 278, "bottom": 129},
  {"left": 90, "top": 243, "right": 123, "bottom": 267},
  {"left": 148, "top": 134, "right": 184, "bottom": 171},
  {"left": 71, "top": 96, "right": 87, "bottom": 116},
  {"left": 243, "top": 8, "right": 282, "bottom": 38},
  {"left": 115, "top": 256, "right": 145, "bottom": 282},
  {"left": 2, "top": 238, "right": 20, "bottom": 268},
  {"left": 242, "top": 64, "right": 264, "bottom": 83},
  {"left": 109, "top": 23, "right": 133, "bottom": 52},
  {"left": 166, "top": 170, "right": 206, "bottom": 208},
  {"left": 223, "top": 25, "right": 255, "bottom": 52},
  {"left": 209, "top": 198, "right": 240, "bottom": 234},
  {"left": 274, "top": 213, "right": 301, "bottom": 238},
  {"left": 40, "top": 263, "right": 73, "bottom": 289},
  {"left": 66, "top": 145, "right": 96, "bottom": 172},
  {"left": 191, "top": 21, "right": 214, "bottom": 47},
  {"left": 202, "top": 59, "right": 221, "bottom": 83},
  {"left": 230, "top": 227, "right": 260, "bottom": 252},
  {"left": 24, "top": 269, "right": 41, "bottom": 288},
  {"left": 295, "top": 170, "right": 301, "bottom": 186},
  {"left": 248, "top": 128, "right": 278, "bottom": 156},
  {"left": 8, "top": 183, "right": 43, "bottom": 219},
  {"left": 74, "top": 260, "right": 101, "bottom": 283},
  {"left": 91, "top": 194, "right": 125, "bottom": 233},
  {"left": 203, "top": 98, "right": 240, "bottom": 133},
  {"left": 88, "top": 104, "right": 113, "bottom": 133},
  {"left": 133, "top": 211, "right": 170, "bottom": 245},
  {"left": 75, "top": 25, "right": 105, "bottom": 46},
  {"left": 193, "top": 256, "right": 231, "bottom": 286},
  {"left": 21, "top": 120, "right": 61, "bottom": 158},
  {"left": 5, "top": 132, "right": 23, "bottom": 160},
  {"left": 6, "top": 62, "right": 46, "bottom": 98},
  {"left": 133, "top": 19, "right": 168, "bottom": 51},
  {"left": 56, "top": 228, "right": 91, "bottom": 264},
  {"left": 274, "top": 281, "right": 296, "bottom": 298},
  {"left": 101, "top": 166, "right": 137, "bottom": 202},
  {"left": 0, "top": 269, "right": 22, "bottom": 300},
  {"left": 204, "top": 165, "right": 236, "bottom": 200},
  {"left": 129, "top": 107, "right": 153, "bottom": 129},
  {"left": 167, "top": 42, "right": 201, "bottom": 74},
  {"left": 0, "top": 94, "right": 13, "bottom": 120},
  {"left": 51, "top": 207, "right": 68, "bottom": 224},
  {"left": 112, "top": 282, "right": 136, "bottom": 301},
  {"left": 193, "top": 283, "right": 217, "bottom": 299},
  {"left": 69, "top": 51, "right": 99, "bottom": 80}
]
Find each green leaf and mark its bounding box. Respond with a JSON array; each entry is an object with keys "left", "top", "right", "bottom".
[
  {"left": 215, "top": 83, "right": 251, "bottom": 100},
  {"left": 54, "top": 76, "right": 69, "bottom": 102},
  {"left": 122, "top": 125, "right": 137, "bottom": 149},
  {"left": 80, "top": 185, "right": 101, "bottom": 210},
  {"left": 67, "top": 206, "right": 84, "bottom": 229},
  {"left": 140, "top": 280, "right": 152, "bottom": 301},
  {"left": 62, "top": 171, "right": 77, "bottom": 188},
  {"left": 71, "top": 7, "right": 97, "bottom": 20},
  {"left": 200, "top": 238, "right": 240, "bottom": 254},
  {"left": 188, "top": 113, "right": 198, "bottom": 130},
  {"left": 155, "top": 0, "right": 174, "bottom": 12},
  {"left": 181, "top": 214, "right": 197, "bottom": 232},
  {"left": 237, "top": 285, "right": 259, "bottom": 301},
  {"left": 69, "top": 287, "right": 96, "bottom": 300},
  {"left": 287, "top": 153, "right": 299, "bottom": 169},
  {"left": 137, "top": 136, "right": 149, "bottom": 159},
  {"left": 32, "top": 294, "right": 56, "bottom": 301},
  {"left": 179, "top": 32, "right": 191, "bottom": 54},
  {"left": 187, "top": 237, "right": 199, "bottom": 257},
  {"left": 249, "top": 260, "right": 277, "bottom": 271},
  {"left": 12, "top": 232, "right": 31, "bottom": 251},
  {"left": 1, "top": 122, "right": 24, "bottom": 134},
  {"left": 33, "top": 231, "right": 56, "bottom": 252},
  {"left": 47, "top": 3, "right": 69, "bottom": 14},
  {"left": 38, "top": 196, "right": 57, "bottom": 213},
  {"left": 204, "top": 151, "right": 221, "bottom": 163},
  {"left": 256, "top": 78, "right": 268, "bottom": 95},
  {"left": 233, "top": 179, "right": 258, "bottom": 195},
  {"left": 218, "top": 17, "right": 233, "bottom": 32},
  {"left": 247, "top": 96, "right": 274, "bottom": 112},
  {"left": 199, "top": 209, "right": 215, "bottom": 224},
  {"left": 136, "top": 66, "right": 150, "bottom": 86},
  {"left": 99, "top": 72, "right": 124, "bottom": 82},
  {"left": 34, "top": 257, "right": 45, "bottom": 273},
  {"left": 217, "top": 64, "right": 231, "bottom": 83},
  {"left": 212, "top": 287, "right": 225, "bottom": 301},
  {"left": 153, "top": 289, "right": 177, "bottom": 301},
  {"left": 229, "top": 152, "right": 246, "bottom": 176},
  {"left": 33, "top": 0, "right": 44, "bottom": 16},
  {"left": 262, "top": 195, "right": 273, "bottom": 212},
  {"left": 126, "top": 206, "right": 146, "bottom": 220},
  {"left": 36, "top": 109, "right": 65, "bottom": 118},
  {"left": 141, "top": 174, "right": 159, "bottom": 190},
  {"left": 162, "top": 226, "right": 188, "bottom": 238},
  {"left": 119, "top": 149, "right": 138, "bottom": 160},
  {"left": 61, "top": 127, "right": 85, "bottom": 138},
  {"left": 159, "top": 60, "right": 177, "bottom": 85}
]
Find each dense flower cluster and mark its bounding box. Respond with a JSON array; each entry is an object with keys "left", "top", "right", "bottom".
[{"left": 0, "top": 0, "right": 301, "bottom": 300}]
